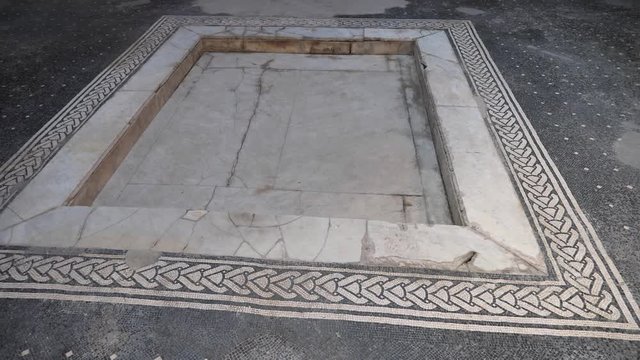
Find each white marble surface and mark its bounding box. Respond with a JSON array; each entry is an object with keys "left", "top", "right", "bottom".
[
  {"left": 97, "top": 52, "right": 449, "bottom": 224},
  {"left": 397, "top": 55, "right": 452, "bottom": 224},
  {"left": 8, "top": 90, "right": 153, "bottom": 219},
  {"left": 203, "top": 52, "right": 399, "bottom": 71},
  {"left": 273, "top": 69, "right": 422, "bottom": 194},
  {"left": 208, "top": 187, "right": 427, "bottom": 223},
  {"left": 364, "top": 28, "right": 438, "bottom": 41},
  {"left": 0, "top": 205, "right": 544, "bottom": 274},
  {"left": 415, "top": 31, "right": 458, "bottom": 62},
  {"left": 438, "top": 105, "right": 542, "bottom": 260},
  {"left": 0, "top": 207, "right": 22, "bottom": 231},
  {"left": 186, "top": 25, "right": 365, "bottom": 40},
  {"left": 417, "top": 35, "right": 544, "bottom": 265},
  {"left": 110, "top": 184, "right": 215, "bottom": 209},
  {"left": 3, "top": 206, "right": 92, "bottom": 247},
  {"left": 365, "top": 221, "right": 540, "bottom": 273},
  {"left": 121, "top": 28, "right": 198, "bottom": 91}
]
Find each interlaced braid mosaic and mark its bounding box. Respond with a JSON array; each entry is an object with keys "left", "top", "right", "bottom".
[{"left": 0, "top": 16, "right": 638, "bottom": 340}]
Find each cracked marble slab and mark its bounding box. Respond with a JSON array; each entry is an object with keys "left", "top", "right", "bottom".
[
  {"left": 97, "top": 52, "right": 449, "bottom": 224},
  {"left": 0, "top": 206, "right": 545, "bottom": 274}
]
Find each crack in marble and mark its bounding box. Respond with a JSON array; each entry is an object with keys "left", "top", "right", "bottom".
[
  {"left": 225, "top": 60, "right": 273, "bottom": 187},
  {"left": 204, "top": 186, "right": 219, "bottom": 210},
  {"left": 0, "top": 206, "right": 24, "bottom": 232},
  {"left": 0, "top": 206, "right": 56, "bottom": 232},
  {"left": 178, "top": 221, "right": 198, "bottom": 252},
  {"left": 150, "top": 215, "right": 184, "bottom": 249},
  {"left": 275, "top": 226, "right": 288, "bottom": 259},
  {"left": 312, "top": 218, "right": 332, "bottom": 261},
  {"left": 80, "top": 208, "right": 140, "bottom": 240},
  {"left": 467, "top": 225, "right": 547, "bottom": 275},
  {"left": 455, "top": 250, "right": 478, "bottom": 271},
  {"left": 228, "top": 213, "right": 303, "bottom": 228},
  {"left": 73, "top": 207, "right": 97, "bottom": 246},
  {"left": 216, "top": 186, "right": 424, "bottom": 197},
  {"left": 265, "top": 238, "right": 286, "bottom": 259},
  {"left": 272, "top": 71, "right": 301, "bottom": 189},
  {"left": 421, "top": 52, "right": 460, "bottom": 65},
  {"left": 230, "top": 68, "right": 246, "bottom": 127}
]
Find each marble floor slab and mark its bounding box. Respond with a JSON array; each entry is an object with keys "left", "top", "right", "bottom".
[{"left": 95, "top": 52, "right": 451, "bottom": 224}]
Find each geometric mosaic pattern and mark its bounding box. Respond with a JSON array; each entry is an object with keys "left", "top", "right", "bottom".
[
  {"left": 0, "top": 252, "right": 624, "bottom": 319},
  {"left": 0, "top": 16, "right": 638, "bottom": 341}
]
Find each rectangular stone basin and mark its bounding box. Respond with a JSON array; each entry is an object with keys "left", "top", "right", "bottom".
[
  {"left": 94, "top": 52, "right": 451, "bottom": 224},
  {"left": 0, "top": 27, "right": 546, "bottom": 275}
]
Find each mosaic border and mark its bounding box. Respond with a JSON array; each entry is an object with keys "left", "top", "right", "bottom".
[{"left": 0, "top": 16, "right": 638, "bottom": 340}]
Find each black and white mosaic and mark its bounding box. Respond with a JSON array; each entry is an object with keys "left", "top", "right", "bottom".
[{"left": 0, "top": 16, "right": 638, "bottom": 342}]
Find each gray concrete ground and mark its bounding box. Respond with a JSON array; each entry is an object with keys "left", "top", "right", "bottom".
[{"left": 0, "top": 0, "right": 639, "bottom": 358}]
